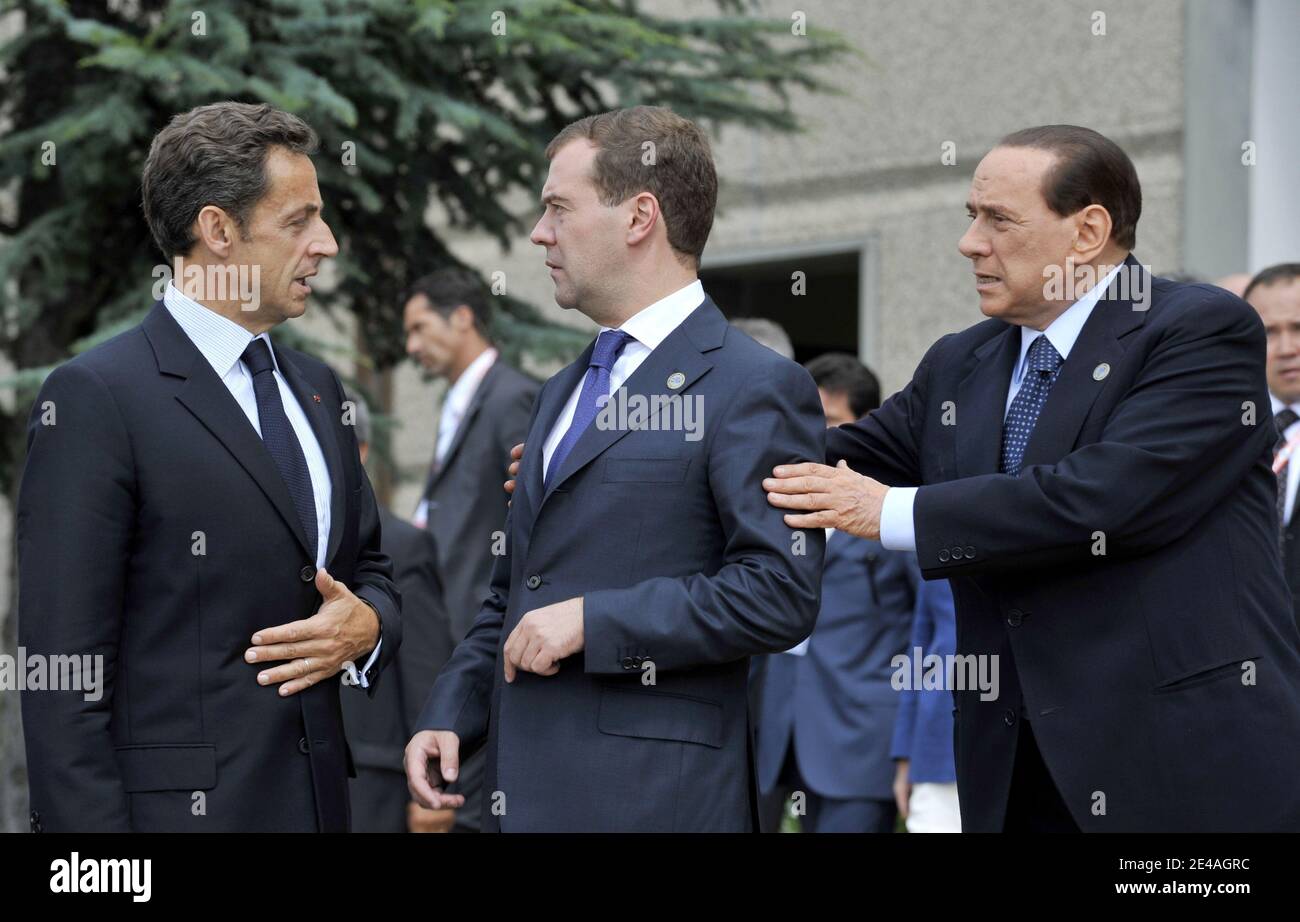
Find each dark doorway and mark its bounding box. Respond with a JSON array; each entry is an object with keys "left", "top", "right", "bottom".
[{"left": 701, "top": 250, "right": 860, "bottom": 365}]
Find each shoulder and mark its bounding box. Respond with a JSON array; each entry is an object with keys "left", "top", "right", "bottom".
[
  {"left": 485, "top": 358, "right": 540, "bottom": 403},
  {"left": 42, "top": 325, "right": 152, "bottom": 395},
  {"left": 719, "top": 325, "right": 817, "bottom": 390},
  {"left": 1145, "top": 278, "right": 1262, "bottom": 339}
]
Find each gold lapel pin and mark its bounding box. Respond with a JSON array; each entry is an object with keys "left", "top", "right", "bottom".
[
  {"left": 1092, "top": 363, "right": 1110, "bottom": 382},
  {"left": 667, "top": 372, "right": 685, "bottom": 390}
]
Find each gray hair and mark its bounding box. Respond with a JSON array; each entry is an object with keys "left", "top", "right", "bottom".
[
  {"left": 345, "top": 390, "right": 372, "bottom": 446},
  {"left": 730, "top": 318, "right": 794, "bottom": 360},
  {"left": 142, "top": 102, "right": 319, "bottom": 260}
]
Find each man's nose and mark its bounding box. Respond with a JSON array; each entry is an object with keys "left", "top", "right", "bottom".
[
  {"left": 314, "top": 219, "right": 340, "bottom": 258},
  {"left": 530, "top": 215, "right": 552, "bottom": 247},
  {"left": 958, "top": 223, "right": 989, "bottom": 260}
]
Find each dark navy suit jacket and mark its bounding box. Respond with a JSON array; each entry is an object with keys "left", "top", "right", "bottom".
[
  {"left": 890, "top": 577, "right": 958, "bottom": 784},
  {"left": 416, "top": 297, "right": 826, "bottom": 831},
  {"left": 754, "top": 532, "right": 916, "bottom": 801},
  {"left": 19, "top": 302, "right": 400, "bottom": 833},
  {"left": 827, "top": 258, "right": 1300, "bottom": 831}
]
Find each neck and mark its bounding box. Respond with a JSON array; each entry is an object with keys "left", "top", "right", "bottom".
[
  {"left": 1025, "top": 248, "right": 1132, "bottom": 331},
  {"left": 591, "top": 266, "right": 698, "bottom": 329},
  {"left": 448, "top": 339, "right": 491, "bottom": 384},
  {"left": 170, "top": 256, "right": 279, "bottom": 335}
]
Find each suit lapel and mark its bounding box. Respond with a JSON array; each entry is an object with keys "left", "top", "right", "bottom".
[
  {"left": 533, "top": 298, "right": 724, "bottom": 513},
  {"left": 1021, "top": 256, "right": 1149, "bottom": 469},
  {"left": 521, "top": 344, "right": 592, "bottom": 521},
  {"left": 956, "top": 324, "right": 1020, "bottom": 477},
  {"left": 144, "top": 303, "right": 316, "bottom": 562},
  {"left": 276, "top": 347, "right": 347, "bottom": 567},
  {"left": 428, "top": 359, "right": 502, "bottom": 492}
]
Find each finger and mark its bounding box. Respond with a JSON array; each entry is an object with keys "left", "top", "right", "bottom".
[
  {"left": 504, "top": 479, "right": 516, "bottom": 495},
  {"left": 761, "top": 474, "right": 830, "bottom": 495},
  {"left": 783, "top": 511, "right": 835, "bottom": 529},
  {"left": 522, "top": 637, "right": 549, "bottom": 675},
  {"left": 315, "top": 568, "right": 348, "bottom": 599},
  {"left": 439, "top": 736, "right": 461, "bottom": 785},
  {"left": 276, "top": 668, "right": 333, "bottom": 696},
  {"left": 502, "top": 624, "right": 522, "bottom": 683},
  {"left": 405, "top": 743, "right": 441, "bottom": 808},
  {"left": 771, "top": 462, "right": 834, "bottom": 479},
  {"left": 255, "top": 657, "right": 327, "bottom": 687},
  {"left": 508, "top": 459, "right": 520, "bottom": 477},
  {"left": 251, "top": 617, "right": 313, "bottom": 646},
  {"left": 244, "top": 640, "right": 329, "bottom": 664},
  {"left": 510, "top": 443, "right": 524, "bottom": 460},
  {"left": 766, "top": 490, "right": 833, "bottom": 511}
]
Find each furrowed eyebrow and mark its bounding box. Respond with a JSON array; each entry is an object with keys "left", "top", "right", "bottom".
[
  {"left": 285, "top": 203, "right": 321, "bottom": 222},
  {"left": 966, "top": 201, "right": 1016, "bottom": 217}
]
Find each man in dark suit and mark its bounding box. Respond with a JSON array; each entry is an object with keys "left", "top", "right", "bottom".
[
  {"left": 754, "top": 353, "right": 917, "bottom": 834},
  {"left": 339, "top": 394, "right": 456, "bottom": 832},
  {"left": 405, "top": 106, "right": 825, "bottom": 832},
  {"left": 766, "top": 125, "right": 1300, "bottom": 832},
  {"left": 403, "top": 266, "right": 538, "bottom": 831},
  {"left": 1244, "top": 263, "right": 1300, "bottom": 633},
  {"left": 18, "top": 102, "right": 400, "bottom": 833}
]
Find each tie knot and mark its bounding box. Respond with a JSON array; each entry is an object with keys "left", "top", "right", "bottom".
[
  {"left": 1277, "top": 408, "right": 1299, "bottom": 436},
  {"left": 590, "top": 329, "right": 634, "bottom": 372},
  {"left": 1027, "top": 334, "right": 1063, "bottom": 375},
  {"left": 241, "top": 337, "right": 276, "bottom": 377}
]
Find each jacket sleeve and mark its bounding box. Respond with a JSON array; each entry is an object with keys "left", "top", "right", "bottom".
[
  {"left": 582, "top": 360, "right": 827, "bottom": 674},
  {"left": 18, "top": 362, "right": 135, "bottom": 831},
  {"left": 912, "top": 291, "right": 1273, "bottom": 577},
  {"left": 330, "top": 369, "right": 401, "bottom": 695}
]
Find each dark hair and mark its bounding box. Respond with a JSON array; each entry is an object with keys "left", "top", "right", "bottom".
[
  {"left": 1244, "top": 263, "right": 1300, "bottom": 301},
  {"left": 404, "top": 267, "right": 493, "bottom": 341},
  {"left": 545, "top": 106, "right": 718, "bottom": 267},
  {"left": 997, "top": 125, "right": 1141, "bottom": 250},
  {"left": 804, "top": 352, "right": 881, "bottom": 418},
  {"left": 142, "top": 102, "right": 319, "bottom": 260}
]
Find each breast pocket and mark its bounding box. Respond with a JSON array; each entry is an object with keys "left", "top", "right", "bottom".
[{"left": 602, "top": 458, "right": 690, "bottom": 483}]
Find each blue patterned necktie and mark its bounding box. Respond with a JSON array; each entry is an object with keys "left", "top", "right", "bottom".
[
  {"left": 241, "top": 338, "right": 319, "bottom": 557},
  {"left": 545, "top": 329, "right": 635, "bottom": 488},
  {"left": 1000, "top": 334, "right": 1064, "bottom": 476}
]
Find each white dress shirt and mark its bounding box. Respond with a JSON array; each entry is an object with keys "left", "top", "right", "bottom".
[
  {"left": 541, "top": 280, "right": 705, "bottom": 480},
  {"left": 437, "top": 347, "right": 498, "bottom": 465},
  {"left": 1272, "top": 394, "right": 1300, "bottom": 525},
  {"left": 880, "top": 264, "right": 1124, "bottom": 551},
  {"left": 164, "top": 283, "right": 379, "bottom": 685}
]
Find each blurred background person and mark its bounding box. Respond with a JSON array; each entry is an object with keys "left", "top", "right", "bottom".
[
  {"left": 891, "top": 579, "right": 961, "bottom": 833},
  {"left": 730, "top": 317, "right": 795, "bottom": 361},
  {"left": 753, "top": 352, "right": 917, "bottom": 833},
  {"left": 340, "top": 393, "right": 456, "bottom": 833},
  {"left": 403, "top": 268, "right": 539, "bottom": 832},
  {"left": 1215, "top": 273, "right": 1254, "bottom": 298},
  {"left": 1245, "top": 263, "right": 1300, "bottom": 633}
]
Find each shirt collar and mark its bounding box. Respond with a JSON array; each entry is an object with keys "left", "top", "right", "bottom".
[
  {"left": 1015, "top": 263, "right": 1123, "bottom": 383},
  {"left": 443, "top": 347, "right": 498, "bottom": 418},
  {"left": 605, "top": 279, "right": 705, "bottom": 349},
  {"left": 163, "top": 282, "right": 273, "bottom": 378}
]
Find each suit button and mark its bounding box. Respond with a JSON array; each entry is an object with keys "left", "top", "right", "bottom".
[
  {"left": 298, "top": 737, "right": 310, "bottom": 754},
  {"left": 300, "top": 566, "right": 315, "bottom": 583},
  {"left": 964, "top": 546, "right": 976, "bottom": 559},
  {"left": 526, "top": 575, "right": 542, "bottom": 590},
  {"left": 938, "top": 548, "right": 951, "bottom": 563},
  {"left": 29, "top": 811, "right": 41, "bottom": 833},
  {"left": 1003, "top": 709, "right": 1017, "bottom": 726},
  {"left": 621, "top": 656, "right": 636, "bottom": 670},
  {"left": 1007, "top": 608, "right": 1023, "bottom": 627},
  {"left": 951, "top": 547, "right": 964, "bottom": 560}
]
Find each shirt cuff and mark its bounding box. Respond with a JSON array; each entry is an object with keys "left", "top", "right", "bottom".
[
  {"left": 880, "top": 487, "right": 918, "bottom": 552},
  {"left": 344, "top": 638, "right": 382, "bottom": 690}
]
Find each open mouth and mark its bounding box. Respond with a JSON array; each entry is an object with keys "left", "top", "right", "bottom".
[
  {"left": 292, "top": 273, "right": 315, "bottom": 295},
  {"left": 974, "top": 274, "right": 1001, "bottom": 288}
]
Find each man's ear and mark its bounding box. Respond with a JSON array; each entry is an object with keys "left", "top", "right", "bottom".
[
  {"left": 1071, "top": 204, "right": 1113, "bottom": 264},
  {"left": 626, "top": 192, "right": 661, "bottom": 248},
  {"left": 194, "top": 204, "right": 238, "bottom": 259}
]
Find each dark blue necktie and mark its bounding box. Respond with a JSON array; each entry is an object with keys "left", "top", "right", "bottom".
[
  {"left": 241, "top": 338, "right": 318, "bottom": 557},
  {"left": 545, "top": 329, "right": 634, "bottom": 488},
  {"left": 1000, "top": 334, "right": 1064, "bottom": 476}
]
